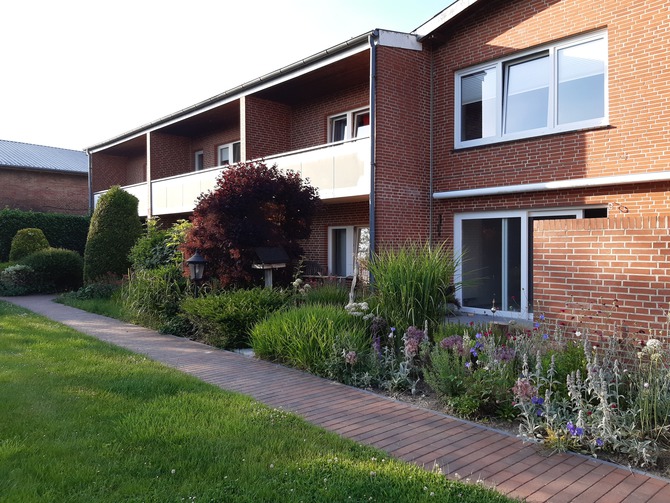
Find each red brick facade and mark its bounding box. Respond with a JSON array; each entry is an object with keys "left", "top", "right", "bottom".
[
  {"left": 88, "top": 0, "right": 670, "bottom": 327},
  {"left": 533, "top": 216, "right": 670, "bottom": 340},
  {"left": 0, "top": 168, "right": 88, "bottom": 215}
]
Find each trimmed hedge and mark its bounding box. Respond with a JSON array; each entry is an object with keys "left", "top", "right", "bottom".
[
  {"left": 0, "top": 208, "right": 89, "bottom": 261},
  {"left": 181, "top": 288, "right": 289, "bottom": 349},
  {"left": 20, "top": 248, "right": 84, "bottom": 292}
]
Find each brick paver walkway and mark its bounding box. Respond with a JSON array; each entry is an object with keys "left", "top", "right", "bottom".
[{"left": 4, "top": 294, "right": 670, "bottom": 502}]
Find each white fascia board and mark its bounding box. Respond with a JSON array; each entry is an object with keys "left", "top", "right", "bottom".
[
  {"left": 413, "top": 0, "right": 480, "bottom": 40},
  {"left": 87, "top": 41, "right": 370, "bottom": 153},
  {"left": 433, "top": 171, "right": 670, "bottom": 200},
  {"left": 377, "top": 29, "right": 422, "bottom": 51}
]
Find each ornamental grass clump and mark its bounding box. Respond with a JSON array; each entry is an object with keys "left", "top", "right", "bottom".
[{"left": 367, "top": 242, "right": 459, "bottom": 339}]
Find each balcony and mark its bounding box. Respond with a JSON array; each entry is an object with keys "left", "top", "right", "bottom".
[{"left": 94, "top": 137, "right": 370, "bottom": 217}]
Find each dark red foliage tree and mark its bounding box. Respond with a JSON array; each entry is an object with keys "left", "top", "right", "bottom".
[{"left": 183, "top": 161, "right": 319, "bottom": 288}]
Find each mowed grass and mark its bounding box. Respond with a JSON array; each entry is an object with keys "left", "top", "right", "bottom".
[{"left": 0, "top": 301, "right": 514, "bottom": 503}]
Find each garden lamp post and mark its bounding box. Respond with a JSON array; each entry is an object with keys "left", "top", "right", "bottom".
[{"left": 186, "top": 251, "right": 207, "bottom": 297}]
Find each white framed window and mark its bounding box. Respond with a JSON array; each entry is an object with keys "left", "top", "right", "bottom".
[
  {"left": 454, "top": 207, "right": 606, "bottom": 318},
  {"left": 328, "top": 225, "right": 370, "bottom": 277},
  {"left": 455, "top": 31, "right": 607, "bottom": 148},
  {"left": 194, "top": 150, "right": 204, "bottom": 171},
  {"left": 218, "top": 141, "right": 241, "bottom": 166},
  {"left": 328, "top": 108, "right": 370, "bottom": 143}
]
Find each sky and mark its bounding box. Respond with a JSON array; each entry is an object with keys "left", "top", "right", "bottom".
[{"left": 0, "top": 0, "right": 451, "bottom": 151}]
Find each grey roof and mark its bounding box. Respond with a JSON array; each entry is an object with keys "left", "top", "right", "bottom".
[{"left": 0, "top": 139, "right": 88, "bottom": 174}]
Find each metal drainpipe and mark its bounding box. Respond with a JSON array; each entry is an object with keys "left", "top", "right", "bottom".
[
  {"left": 429, "top": 43, "right": 434, "bottom": 246},
  {"left": 87, "top": 151, "right": 93, "bottom": 215},
  {"left": 146, "top": 132, "right": 152, "bottom": 218},
  {"left": 368, "top": 30, "right": 378, "bottom": 260}
]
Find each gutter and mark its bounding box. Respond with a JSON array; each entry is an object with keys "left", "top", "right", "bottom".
[{"left": 433, "top": 171, "right": 670, "bottom": 200}]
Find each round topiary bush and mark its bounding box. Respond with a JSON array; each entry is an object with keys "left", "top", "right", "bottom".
[
  {"left": 0, "top": 264, "right": 37, "bottom": 295},
  {"left": 21, "top": 248, "right": 84, "bottom": 292},
  {"left": 9, "top": 228, "right": 50, "bottom": 262}
]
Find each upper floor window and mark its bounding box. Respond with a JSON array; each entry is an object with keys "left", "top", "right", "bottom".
[
  {"left": 455, "top": 31, "right": 607, "bottom": 148},
  {"left": 194, "top": 150, "right": 204, "bottom": 171},
  {"left": 329, "top": 108, "right": 370, "bottom": 143},
  {"left": 218, "top": 141, "right": 241, "bottom": 166}
]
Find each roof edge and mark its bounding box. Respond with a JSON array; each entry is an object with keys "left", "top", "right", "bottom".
[
  {"left": 86, "top": 31, "right": 375, "bottom": 153},
  {"left": 412, "top": 0, "right": 480, "bottom": 41}
]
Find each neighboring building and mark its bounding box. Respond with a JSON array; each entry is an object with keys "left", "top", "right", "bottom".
[
  {"left": 0, "top": 139, "right": 89, "bottom": 215},
  {"left": 88, "top": 0, "right": 670, "bottom": 334}
]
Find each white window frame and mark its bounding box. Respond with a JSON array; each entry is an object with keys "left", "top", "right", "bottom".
[
  {"left": 327, "top": 225, "right": 369, "bottom": 277},
  {"left": 217, "top": 141, "right": 241, "bottom": 167},
  {"left": 454, "top": 30, "right": 608, "bottom": 149},
  {"left": 328, "top": 107, "right": 370, "bottom": 143},
  {"left": 194, "top": 150, "right": 204, "bottom": 171},
  {"left": 454, "top": 207, "right": 597, "bottom": 319}
]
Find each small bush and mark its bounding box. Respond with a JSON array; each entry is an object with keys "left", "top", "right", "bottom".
[
  {"left": 60, "top": 281, "right": 121, "bottom": 301},
  {"left": 122, "top": 265, "right": 192, "bottom": 336},
  {"left": 20, "top": 248, "right": 84, "bottom": 292},
  {"left": 9, "top": 228, "right": 50, "bottom": 262},
  {"left": 0, "top": 264, "right": 36, "bottom": 295},
  {"left": 251, "top": 305, "right": 369, "bottom": 375},
  {"left": 181, "top": 288, "right": 289, "bottom": 349}
]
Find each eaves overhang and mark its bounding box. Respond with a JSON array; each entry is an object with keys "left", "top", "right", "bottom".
[
  {"left": 412, "top": 0, "right": 480, "bottom": 41},
  {"left": 86, "top": 31, "right": 375, "bottom": 154}
]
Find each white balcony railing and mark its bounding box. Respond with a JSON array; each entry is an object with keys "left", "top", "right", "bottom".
[{"left": 93, "top": 137, "right": 370, "bottom": 217}]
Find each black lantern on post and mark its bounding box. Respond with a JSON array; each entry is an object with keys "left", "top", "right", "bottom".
[{"left": 186, "top": 251, "right": 207, "bottom": 297}]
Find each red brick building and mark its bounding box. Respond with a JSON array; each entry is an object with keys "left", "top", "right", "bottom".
[
  {"left": 88, "top": 0, "right": 670, "bottom": 334},
  {"left": 0, "top": 139, "right": 89, "bottom": 215}
]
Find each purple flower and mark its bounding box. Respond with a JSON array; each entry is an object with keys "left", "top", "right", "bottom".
[
  {"left": 542, "top": 334, "right": 549, "bottom": 340},
  {"left": 476, "top": 332, "right": 482, "bottom": 339},
  {"left": 495, "top": 346, "right": 516, "bottom": 362},
  {"left": 531, "top": 396, "right": 544, "bottom": 406},
  {"left": 440, "top": 335, "right": 464, "bottom": 355},
  {"left": 533, "top": 322, "right": 540, "bottom": 329},
  {"left": 596, "top": 438, "right": 604, "bottom": 447},
  {"left": 465, "top": 362, "right": 472, "bottom": 369},
  {"left": 470, "top": 348, "right": 478, "bottom": 358}
]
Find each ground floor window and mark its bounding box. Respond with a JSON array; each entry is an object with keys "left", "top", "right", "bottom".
[
  {"left": 454, "top": 207, "right": 606, "bottom": 318},
  {"left": 328, "top": 226, "right": 369, "bottom": 277}
]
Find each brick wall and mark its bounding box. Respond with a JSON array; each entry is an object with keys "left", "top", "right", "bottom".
[
  {"left": 291, "top": 83, "right": 369, "bottom": 150},
  {"left": 301, "top": 201, "right": 369, "bottom": 273},
  {"left": 430, "top": 0, "right": 670, "bottom": 199},
  {"left": 533, "top": 216, "right": 670, "bottom": 342},
  {"left": 245, "top": 96, "right": 292, "bottom": 160},
  {"left": 90, "top": 153, "right": 128, "bottom": 193},
  {"left": 374, "top": 45, "right": 431, "bottom": 249},
  {"left": 150, "top": 132, "right": 192, "bottom": 179},
  {"left": 0, "top": 169, "right": 88, "bottom": 215},
  {"left": 192, "top": 127, "right": 241, "bottom": 169}
]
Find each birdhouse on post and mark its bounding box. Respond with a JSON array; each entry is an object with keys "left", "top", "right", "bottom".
[{"left": 252, "top": 247, "right": 289, "bottom": 288}]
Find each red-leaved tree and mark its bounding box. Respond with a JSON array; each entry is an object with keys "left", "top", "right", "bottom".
[{"left": 183, "top": 160, "right": 319, "bottom": 288}]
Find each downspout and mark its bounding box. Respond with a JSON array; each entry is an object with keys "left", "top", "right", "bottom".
[
  {"left": 146, "top": 132, "right": 153, "bottom": 218},
  {"left": 87, "top": 150, "right": 94, "bottom": 215},
  {"left": 428, "top": 42, "right": 434, "bottom": 246},
  {"left": 369, "top": 30, "right": 378, "bottom": 259}
]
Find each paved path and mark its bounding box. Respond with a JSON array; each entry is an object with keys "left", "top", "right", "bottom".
[{"left": 3, "top": 294, "right": 670, "bottom": 502}]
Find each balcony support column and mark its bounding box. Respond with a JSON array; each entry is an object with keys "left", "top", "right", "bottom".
[{"left": 146, "top": 132, "right": 153, "bottom": 218}]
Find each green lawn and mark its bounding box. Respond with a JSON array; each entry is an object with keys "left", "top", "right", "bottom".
[{"left": 0, "top": 301, "right": 514, "bottom": 503}]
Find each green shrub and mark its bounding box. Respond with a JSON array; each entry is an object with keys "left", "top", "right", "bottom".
[
  {"left": 0, "top": 208, "right": 89, "bottom": 262},
  {"left": 251, "top": 305, "right": 368, "bottom": 375},
  {"left": 60, "top": 281, "right": 121, "bottom": 301},
  {"left": 181, "top": 288, "right": 289, "bottom": 349},
  {"left": 367, "top": 242, "right": 460, "bottom": 340},
  {"left": 122, "top": 265, "right": 191, "bottom": 336},
  {"left": 9, "top": 228, "right": 50, "bottom": 262},
  {"left": 0, "top": 264, "right": 36, "bottom": 295},
  {"left": 20, "top": 248, "right": 84, "bottom": 292},
  {"left": 84, "top": 186, "right": 143, "bottom": 282},
  {"left": 129, "top": 218, "right": 191, "bottom": 271}
]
